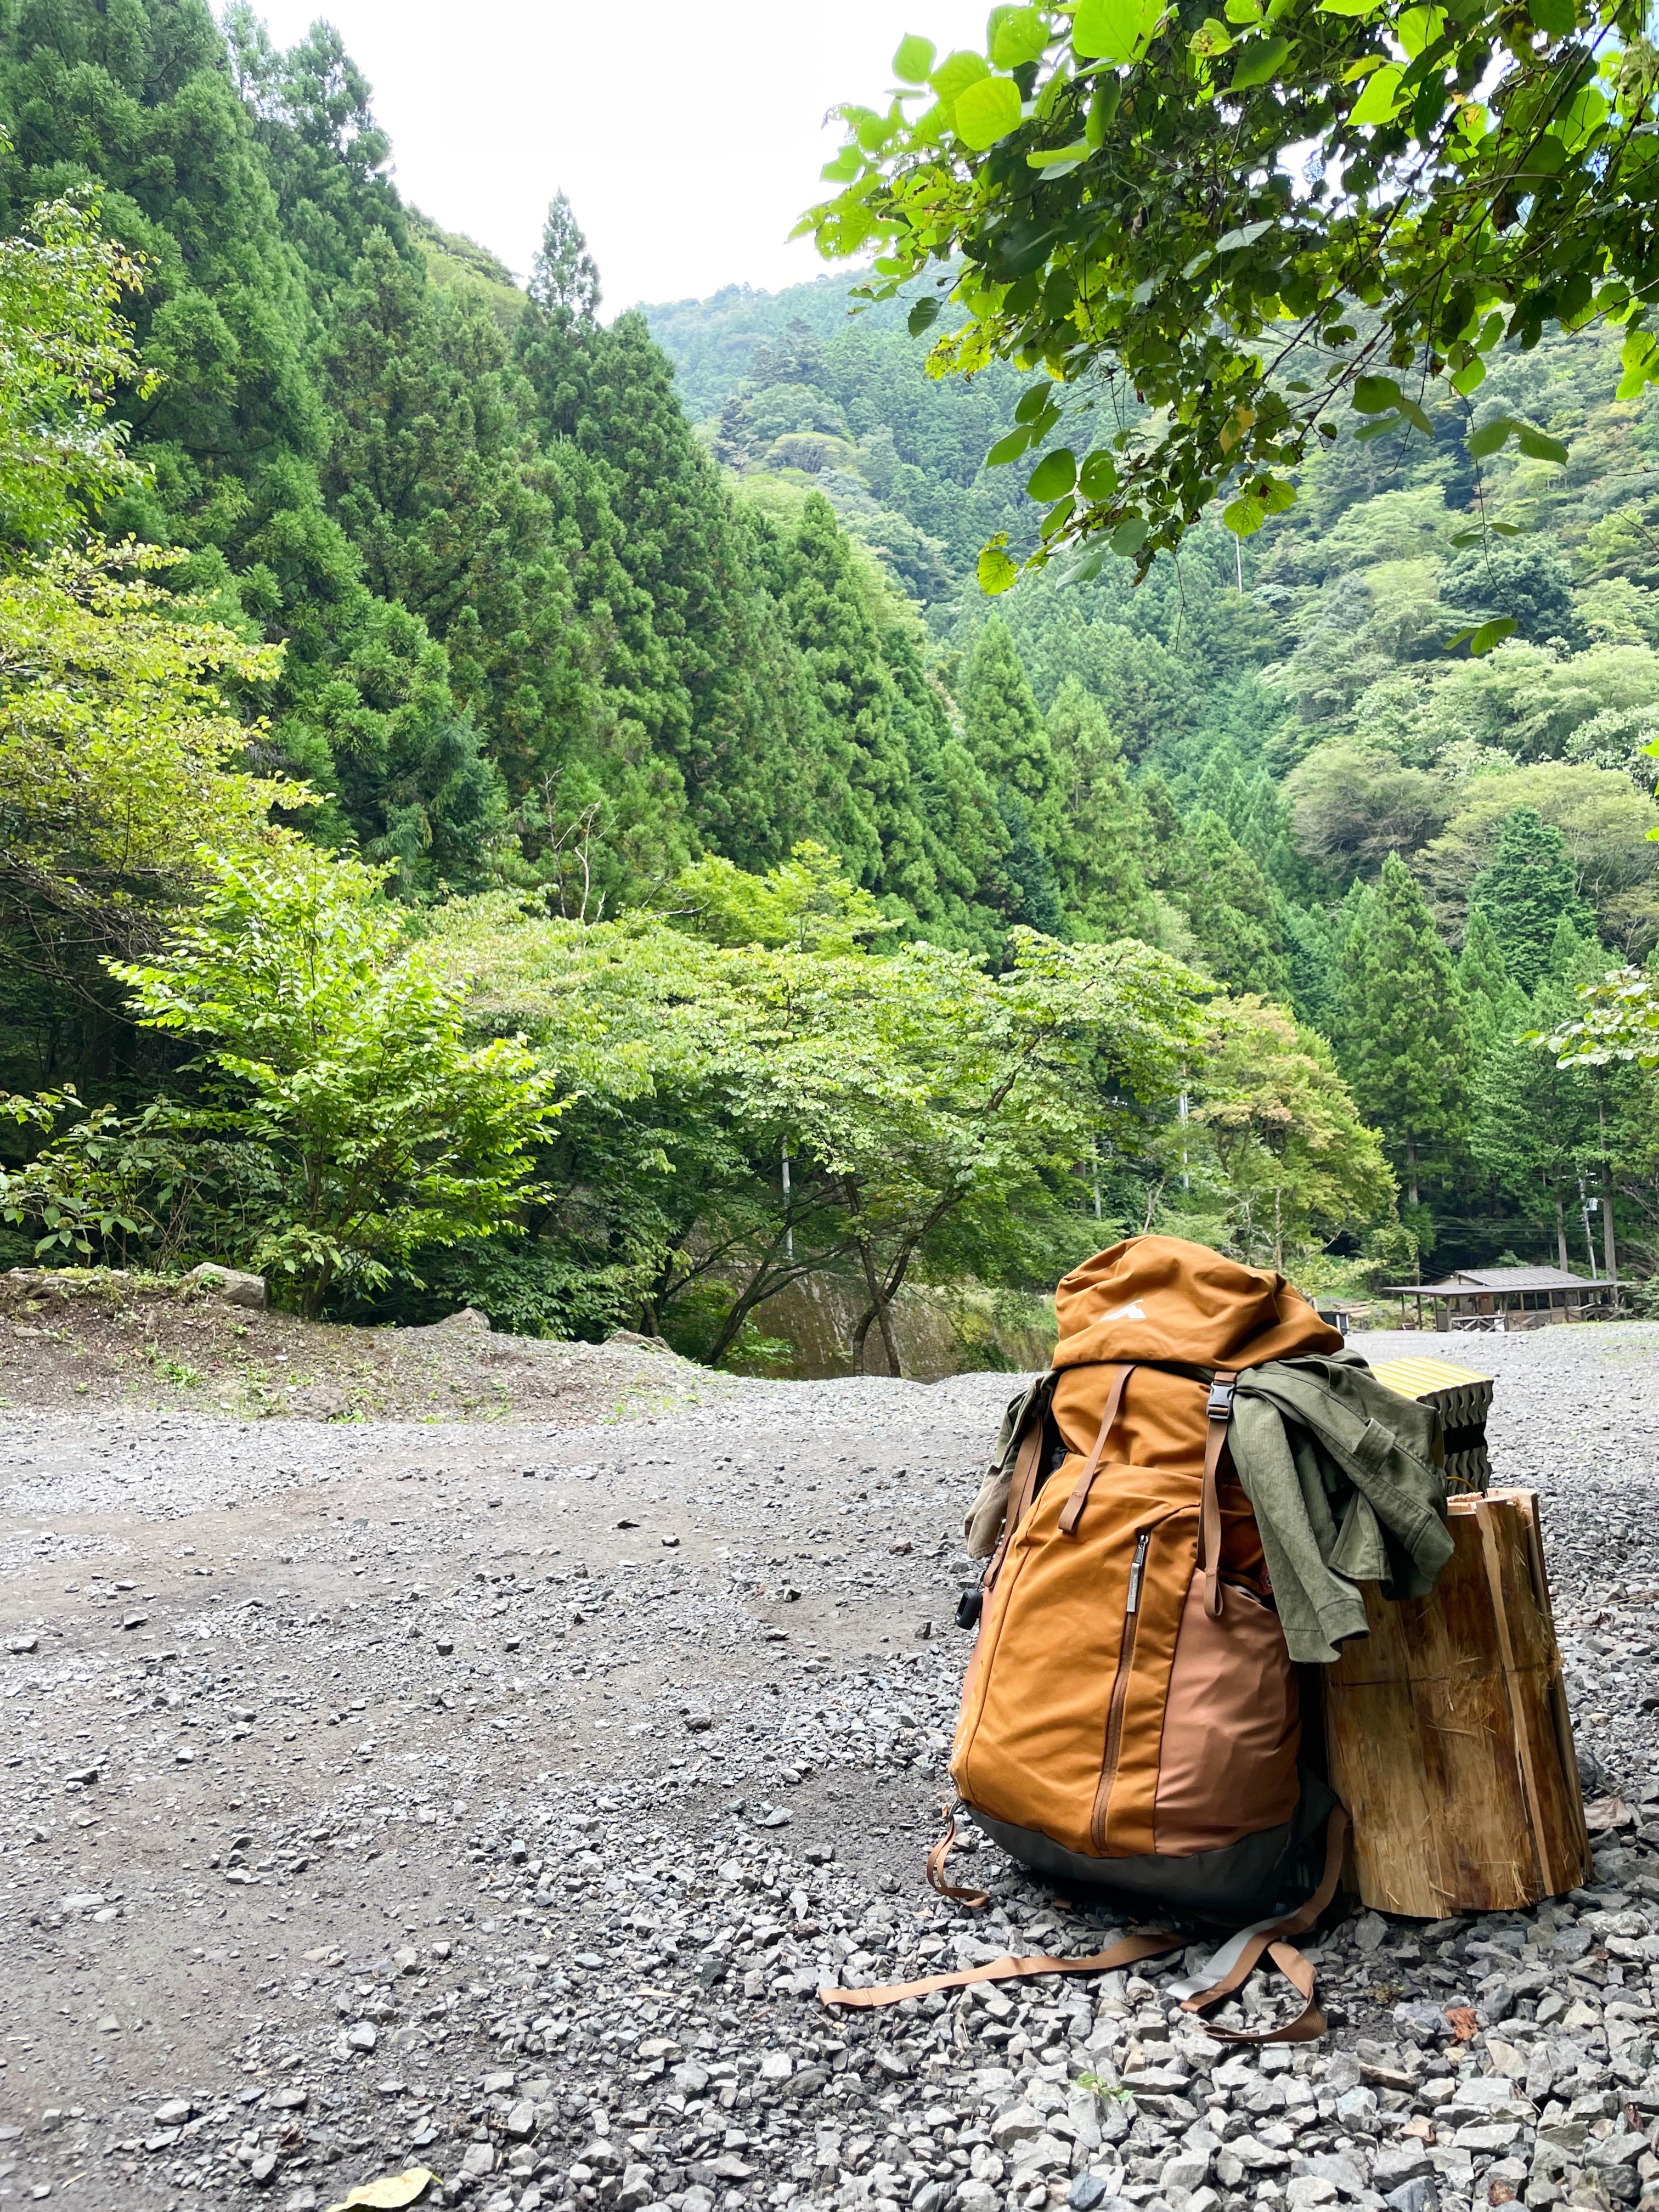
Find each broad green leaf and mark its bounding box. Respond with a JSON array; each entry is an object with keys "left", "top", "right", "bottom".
[
  {"left": 989, "top": 5, "right": 1051, "bottom": 67},
  {"left": 1617, "top": 330, "right": 1659, "bottom": 401},
  {"left": 1352, "top": 374, "right": 1403, "bottom": 413},
  {"left": 1074, "top": 0, "right": 1163, "bottom": 64},
  {"left": 1061, "top": 548, "right": 1107, "bottom": 585},
  {"left": 1040, "top": 490, "right": 1077, "bottom": 539},
  {"left": 1470, "top": 617, "right": 1517, "bottom": 656},
  {"left": 1399, "top": 396, "right": 1434, "bottom": 435},
  {"left": 893, "top": 33, "right": 937, "bottom": 81},
  {"left": 1026, "top": 447, "right": 1078, "bottom": 500},
  {"left": 1447, "top": 528, "right": 1484, "bottom": 548},
  {"left": 1079, "top": 449, "right": 1119, "bottom": 500},
  {"left": 1450, "top": 356, "right": 1486, "bottom": 395},
  {"left": 820, "top": 146, "right": 864, "bottom": 183},
  {"left": 1396, "top": 5, "right": 1444, "bottom": 57},
  {"left": 1110, "top": 516, "right": 1150, "bottom": 554},
  {"left": 1214, "top": 219, "right": 1274, "bottom": 254},
  {"left": 978, "top": 537, "right": 1022, "bottom": 593},
  {"left": 1516, "top": 426, "right": 1569, "bottom": 463},
  {"left": 1229, "top": 33, "right": 1288, "bottom": 86},
  {"left": 1347, "top": 62, "right": 1404, "bottom": 125},
  {"left": 1222, "top": 494, "right": 1266, "bottom": 535},
  {"left": 1468, "top": 415, "right": 1517, "bottom": 458},
  {"left": 930, "top": 50, "right": 991, "bottom": 101},
  {"left": 1355, "top": 415, "right": 1402, "bottom": 441},
  {"left": 954, "top": 74, "right": 1024, "bottom": 148},
  {"left": 1190, "top": 17, "right": 1234, "bottom": 54},
  {"left": 1015, "top": 382, "right": 1054, "bottom": 423},
  {"left": 1319, "top": 0, "right": 1381, "bottom": 15},
  {"left": 1527, "top": 0, "right": 1573, "bottom": 32},
  {"left": 1028, "top": 139, "right": 1092, "bottom": 166},
  {"left": 1554, "top": 84, "right": 1608, "bottom": 149},
  {"left": 908, "top": 297, "right": 942, "bottom": 336},
  {"left": 986, "top": 425, "right": 1035, "bottom": 465}
]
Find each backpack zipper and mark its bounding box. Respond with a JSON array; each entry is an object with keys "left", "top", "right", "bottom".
[{"left": 1090, "top": 1527, "right": 1151, "bottom": 1854}]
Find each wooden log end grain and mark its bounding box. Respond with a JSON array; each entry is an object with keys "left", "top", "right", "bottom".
[{"left": 1324, "top": 1488, "right": 1592, "bottom": 1918}]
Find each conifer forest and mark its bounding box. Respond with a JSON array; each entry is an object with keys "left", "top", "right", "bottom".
[{"left": 9, "top": 0, "right": 1659, "bottom": 1365}]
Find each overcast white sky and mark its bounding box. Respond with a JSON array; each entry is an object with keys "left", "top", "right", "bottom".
[{"left": 239, "top": 0, "right": 990, "bottom": 312}]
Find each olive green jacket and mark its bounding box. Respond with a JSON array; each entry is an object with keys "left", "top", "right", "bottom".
[{"left": 1228, "top": 1351, "right": 1453, "bottom": 1663}]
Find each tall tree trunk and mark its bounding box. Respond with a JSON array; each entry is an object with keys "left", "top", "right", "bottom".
[
  {"left": 851, "top": 1239, "right": 902, "bottom": 1378},
  {"left": 1405, "top": 1136, "right": 1419, "bottom": 1210},
  {"left": 1555, "top": 1194, "right": 1570, "bottom": 1274}
]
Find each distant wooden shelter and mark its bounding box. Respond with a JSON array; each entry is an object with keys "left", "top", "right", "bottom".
[{"left": 1382, "top": 1265, "right": 1617, "bottom": 1331}]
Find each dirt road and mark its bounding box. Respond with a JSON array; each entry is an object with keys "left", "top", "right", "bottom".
[{"left": 2, "top": 1324, "right": 1658, "bottom": 2212}]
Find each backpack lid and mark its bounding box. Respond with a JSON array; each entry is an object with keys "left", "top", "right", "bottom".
[{"left": 1053, "top": 1234, "right": 1343, "bottom": 1372}]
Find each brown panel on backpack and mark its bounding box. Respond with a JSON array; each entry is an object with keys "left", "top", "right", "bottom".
[{"left": 1155, "top": 1575, "right": 1301, "bottom": 1853}]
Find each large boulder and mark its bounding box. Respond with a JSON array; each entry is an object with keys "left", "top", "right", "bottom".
[{"left": 179, "top": 1262, "right": 267, "bottom": 1309}]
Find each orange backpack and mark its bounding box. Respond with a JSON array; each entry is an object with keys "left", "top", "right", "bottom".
[
  {"left": 822, "top": 1237, "right": 1349, "bottom": 2042},
  {"left": 952, "top": 1234, "right": 1342, "bottom": 1910}
]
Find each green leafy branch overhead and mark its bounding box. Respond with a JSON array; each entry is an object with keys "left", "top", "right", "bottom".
[{"left": 799, "top": 0, "right": 1654, "bottom": 595}]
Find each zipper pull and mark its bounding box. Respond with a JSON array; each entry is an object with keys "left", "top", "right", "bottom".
[{"left": 1125, "top": 1530, "right": 1150, "bottom": 1615}]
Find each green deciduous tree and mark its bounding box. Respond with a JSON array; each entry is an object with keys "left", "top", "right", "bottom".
[
  {"left": 0, "top": 173, "right": 150, "bottom": 550},
  {"left": 110, "top": 850, "right": 560, "bottom": 1313},
  {"left": 0, "top": 541, "right": 299, "bottom": 969},
  {"left": 801, "top": 0, "right": 1644, "bottom": 584},
  {"left": 1195, "top": 996, "right": 1395, "bottom": 1267}
]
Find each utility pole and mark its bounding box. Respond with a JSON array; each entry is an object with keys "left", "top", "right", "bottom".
[
  {"left": 1599, "top": 1100, "right": 1618, "bottom": 1307},
  {"left": 781, "top": 1139, "right": 793, "bottom": 1262},
  {"left": 1576, "top": 1173, "right": 1598, "bottom": 1278}
]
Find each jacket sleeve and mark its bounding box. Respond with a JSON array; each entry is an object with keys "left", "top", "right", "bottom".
[{"left": 1229, "top": 1392, "right": 1371, "bottom": 1664}]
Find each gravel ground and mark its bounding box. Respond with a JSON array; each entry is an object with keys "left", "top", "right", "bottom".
[{"left": 2, "top": 1324, "right": 1657, "bottom": 2212}]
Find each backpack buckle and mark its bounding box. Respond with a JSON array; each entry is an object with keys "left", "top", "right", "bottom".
[{"left": 1206, "top": 1373, "right": 1238, "bottom": 1421}]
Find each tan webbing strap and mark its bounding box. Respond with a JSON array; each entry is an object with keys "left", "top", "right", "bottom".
[
  {"left": 820, "top": 1927, "right": 1182, "bottom": 2011},
  {"left": 1175, "top": 1802, "right": 1350, "bottom": 2044},
  {"left": 1058, "top": 1363, "right": 1137, "bottom": 1537},
  {"left": 926, "top": 1811, "right": 989, "bottom": 1910},
  {"left": 1198, "top": 1369, "right": 1238, "bottom": 1618}
]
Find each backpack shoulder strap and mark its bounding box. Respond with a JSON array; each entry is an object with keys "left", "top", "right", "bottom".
[
  {"left": 1171, "top": 1801, "right": 1350, "bottom": 2044},
  {"left": 1199, "top": 1369, "right": 1239, "bottom": 1618},
  {"left": 1057, "top": 1362, "right": 1136, "bottom": 1536}
]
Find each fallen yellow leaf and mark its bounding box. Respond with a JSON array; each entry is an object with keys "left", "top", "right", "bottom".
[{"left": 324, "top": 2167, "right": 438, "bottom": 2212}]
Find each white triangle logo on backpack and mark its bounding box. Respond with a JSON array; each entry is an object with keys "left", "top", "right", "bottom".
[{"left": 1103, "top": 1299, "right": 1146, "bottom": 1320}]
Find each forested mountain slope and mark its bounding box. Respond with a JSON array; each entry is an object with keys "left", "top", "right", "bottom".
[
  {"left": 4, "top": 0, "right": 1658, "bottom": 1350},
  {"left": 644, "top": 275, "right": 1659, "bottom": 1283}
]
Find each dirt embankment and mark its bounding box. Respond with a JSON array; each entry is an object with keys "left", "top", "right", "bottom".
[{"left": 0, "top": 1271, "right": 735, "bottom": 1425}]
